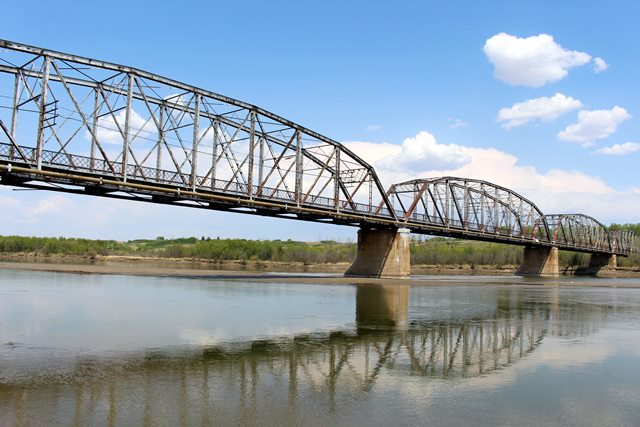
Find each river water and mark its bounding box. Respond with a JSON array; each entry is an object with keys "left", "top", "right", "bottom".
[{"left": 1, "top": 269, "right": 640, "bottom": 426}]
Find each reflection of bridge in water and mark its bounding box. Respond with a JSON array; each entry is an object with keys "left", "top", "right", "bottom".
[{"left": 2, "top": 286, "right": 615, "bottom": 426}]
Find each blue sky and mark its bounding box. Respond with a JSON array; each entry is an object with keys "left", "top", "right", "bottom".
[{"left": 1, "top": 0, "right": 639, "bottom": 241}]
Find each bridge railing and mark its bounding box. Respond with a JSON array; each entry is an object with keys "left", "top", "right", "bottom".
[
  {"left": 3, "top": 140, "right": 637, "bottom": 254},
  {"left": 0, "top": 141, "right": 396, "bottom": 219}
]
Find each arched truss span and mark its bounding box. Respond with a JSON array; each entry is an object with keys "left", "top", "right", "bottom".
[
  {"left": 610, "top": 230, "right": 639, "bottom": 255},
  {"left": 0, "top": 39, "right": 395, "bottom": 220},
  {"left": 385, "top": 177, "right": 551, "bottom": 241},
  {"left": 544, "top": 214, "right": 611, "bottom": 252}
]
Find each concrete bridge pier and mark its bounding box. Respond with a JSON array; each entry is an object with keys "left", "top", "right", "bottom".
[
  {"left": 345, "top": 227, "right": 411, "bottom": 278},
  {"left": 576, "top": 253, "right": 617, "bottom": 276},
  {"left": 516, "top": 246, "right": 559, "bottom": 277}
]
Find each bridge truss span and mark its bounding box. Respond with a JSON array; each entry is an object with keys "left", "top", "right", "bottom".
[
  {"left": 386, "top": 177, "right": 551, "bottom": 243},
  {"left": 544, "top": 214, "right": 612, "bottom": 253},
  {"left": 610, "top": 230, "right": 639, "bottom": 255},
  {"left": 0, "top": 39, "right": 396, "bottom": 227},
  {"left": 385, "top": 177, "right": 638, "bottom": 256}
]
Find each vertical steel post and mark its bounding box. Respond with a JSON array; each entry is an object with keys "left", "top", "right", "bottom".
[
  {"left": 493, "top": 187, "right": 499, "bottom": 232},
  {"left": 295, "top": 130, "right": 302, "bottom": 205},
  {"left": 480, "top": 183, "right": 485, "bottom": 231},
  {"left": 10, "top": 73, "right": 21, "bottom": 158},
  {"left": 423, "top": 183, "right": 429, "bottom": 221},
  {"left": 90, "top": 88, "right": 99, "bottom": 170},
  {"left": 369, "top": 176, "right": 372, "bottom": 213},
  {"left": 463, "top": 181, "right": 469, "bottom": 228},
  {"left": 122, "top": 73, "right": 134, "bottom": 181},
  {"left": 414, "top": 182, "right": 419, "bottom": 220},
  {"left": 211, "top": 119, "right": 218, "bottom": 189},
  {"left": 519, "top": 200, "right": 524, "bottom": 236},
  {"left": 35, "top": 57, "right": 51, "bottom": 170},
  {"left": 506, "top": 194, "right": 512, "bottom": 233},
  {"left": 156, "top": 106, "right": 164, "bottom": 181},
  {"left": 191, "top": 94, "right": 201, "bottom": 190},
  {"left": 247, "top": 110, "right": 256, "bottom": 198},
  {"left": 334, "top": 147, "right": 340, "bottom": 211},
  {"left": 258, "top": 134, "right": 264, "bottom": 197},
  {"left": 444, "top": 181, "right": 450, "bottom": 226}
]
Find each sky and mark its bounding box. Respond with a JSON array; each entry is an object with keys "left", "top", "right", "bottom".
[{"left": 0, "top": 0, "right": 639, "bottom": 241}]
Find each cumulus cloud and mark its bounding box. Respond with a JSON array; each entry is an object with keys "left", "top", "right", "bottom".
[
  {"left": 87, "top": 108, "right": 157, "bottom": 146},
  {"left": 348, "top": 131, "right": 470, "bottom": 177},
  {"left": 593, "top": 57, "right": 608, "bottom": 73},
  {"left": 557, "top": 106, "right": 631, "bottom": 144},
  {"left": 497, "top": 93, "right": 582, "bottom": 129},
  {"left": 345, "top": 131, "right": 640, "bottom": 223},
  {"left": 483, "top": 33, "right": 592, "bottom": 87},
  {"left": 593, "top": 142, "right": 640, "bottom": 156}
]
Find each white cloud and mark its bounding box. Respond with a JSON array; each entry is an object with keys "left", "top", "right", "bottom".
[
  {"left": 497, "top": 93, "right": 583, "bottom": 129},
  {"left": 87, "top": 108, "right": 157, "bottom": 146},
  {"left": 350, "top": 131, "right": 471, "bottom": 176},
  {"left": 593, "top": 142, "right": 640, "bottom": 156},
  {"left": 365, "top": 124, "right": 383, "bottom": 132},
  {"left": 593, "top": 57, "right": 608, "bottom": 73},
  {"left": 483, "top": 33, "right": 592, "bottom": 87},
  {"left": 345, "top": 131, "right": 640, "bottom": 223},
  {"left": 558, "top": 106, "right": 631, "bottom": 144},
  {"left": 448, "top": 118, "right": 467, "bottom": 129}
]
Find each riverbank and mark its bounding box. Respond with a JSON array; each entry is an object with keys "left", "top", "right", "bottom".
[
  {"left": 0, "top": 252, "right": 534, "bottom": 275},
  {"left": 1, "top": 254, "right": 640, "bottom": 287}
]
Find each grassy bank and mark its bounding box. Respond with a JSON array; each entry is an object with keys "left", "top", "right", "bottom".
[{"left": 0, "top": 234, "right": 637, "bottom": 268}]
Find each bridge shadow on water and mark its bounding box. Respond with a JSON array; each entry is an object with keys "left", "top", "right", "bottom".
[{"left": 0, "top": 283, "right": 620, "bottom": 426}]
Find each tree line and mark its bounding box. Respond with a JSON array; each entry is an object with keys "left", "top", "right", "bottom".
[{"left": 0, "top": 231, "right": 637, "bottom": 268}]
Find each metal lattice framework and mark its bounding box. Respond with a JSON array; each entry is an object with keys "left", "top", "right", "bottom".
[
  {"left": 0, "top": 39, "right": 637, "bottom": 256},
  {"left": 386, "top": 177, "right": 551, "bottom": 241},
  {"left": 545, "top": 214, "right": 611, "bottom": 252},
  {"left": 0, "top": 39, "right": 395, "bottom": 223},
  {"left": 610, "top": 230, "right": 639, "bottom": 255}
]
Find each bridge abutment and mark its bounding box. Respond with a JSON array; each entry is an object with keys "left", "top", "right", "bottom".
[
  {"left": 345, "top": 227, "right": 411, "bottom": 278},
  {"left": 516, "top": 246, "right": 559, "bottom": 277},
  {"left": 576, "top": 253, "right": 617, "bottom": 276}
]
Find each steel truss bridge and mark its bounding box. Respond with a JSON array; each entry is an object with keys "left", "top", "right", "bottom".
[{"left": 0, "top": 39, "right": 637, "bottom": 256}]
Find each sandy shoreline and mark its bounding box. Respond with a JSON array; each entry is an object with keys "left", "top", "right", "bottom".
[{"left": 1, "top": 256, "right": 640, "bottom": 288}]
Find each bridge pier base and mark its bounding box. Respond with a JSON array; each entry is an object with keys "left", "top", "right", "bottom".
[
  {"left": 576, "top": 253, "right": 617, "bottom": 276},
  {"left": 345, "top": 227, "right": 411, "bottom": 278},
  {"left": 516, "top": 246, "right": 559, "bottom": 277}
]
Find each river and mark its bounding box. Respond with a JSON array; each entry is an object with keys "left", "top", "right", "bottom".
[{"left": 1, "top": 269, "right": 640, "bottom": 426}]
